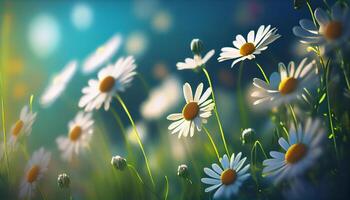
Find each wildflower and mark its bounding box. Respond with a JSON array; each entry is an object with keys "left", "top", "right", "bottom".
[
  {"left": 293, "top": 2, "right": 350, "bottom": 53},
  {"left": 167, "top": 83, "right": 215, "bottom": 138},
  {"left": 141, "top": 76, "right": 181, "bottom": 120},
  {"left": 176, "top": 39, "right": 215, "bottom": 70},
  {"left": 57, "top": 173, "right": 70, "bottom": 189},
  {"left": 201, "top": 153, "right": 250, "bottom": 199},
  {"left": 111, "top": 155, "right": 127, "bottom": 171},
  {"left": 177, "top": 164, "right": 189, "bottom": 179},
  {"left": 263, "top": 118, "right": 325, "bottom": 184},
  {"left": 9, "top": 105, "right": 37, "bottom": 147},
  {"left": 218, "top": 25, "right": 280, "bottom": 67},
  {"left": 40, "top": 60, "right": 77, "bottom": 107},
  {"left": 82, "top": 34, "right": 122, "bottom": 74},
  {"left": 251, "top": 58, "right": 317, "bottom": 106},
  {"left": 19, "top": 148, "right": 51, "bottom": 199},
  {"left": 56, "top": 112, "right": 94, "bottom": 161},
  {"left": 79, "top": 56, "right": 137, "bottom": 111}
]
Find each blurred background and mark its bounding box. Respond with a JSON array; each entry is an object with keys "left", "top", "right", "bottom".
[{"left": 1, "top": 0, "right": 348, "bottom": 199}]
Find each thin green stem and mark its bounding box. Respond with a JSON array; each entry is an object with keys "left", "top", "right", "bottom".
[
  {"left": 255, "top": 61, "right": 269, "bottom": 84},
  {"left": 0, "top": 83, "right": 10, "bottom": 179},
  {"left": 137, "top": 73, "right": 150, "bottom": 92},
  {"left": 306, "top": 0, "right": 317, "bottom": 27},
  {"left": 237, "top": 62, "right": 249, "bottom": 128},
  {"left": 203, "top": 126, "right": 220, "bottom": 161},
  {"left": 164, "top": 176, "right": 169, "bottom": 200},
  {"left": 115, "top": 94, "right": 155, "bottom": 187},
  {"left": 325, "top": 60, "right": 339, "bottom": 160},
  {"left": 202, "top": 67, "right": 229, "bottom": 155},
  {"left": 288, "top": 104, "right": 298, "bottom": 131},
  {"left": 37, "top": 186, "right": 47, "bottom": 200},
  {"left": 110, "top": 108, "right": 134, "bottom": 162},
  {"left": 128, "top": 164, "right": 144, "bottom": 184}
]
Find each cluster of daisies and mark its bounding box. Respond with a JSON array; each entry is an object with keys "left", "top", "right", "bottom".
[
  {"left": 1, "top": 1, "right": 349, "bottom": 199},
  {"left": 166, "top": 1, "right": 349, "bottom": 199}
]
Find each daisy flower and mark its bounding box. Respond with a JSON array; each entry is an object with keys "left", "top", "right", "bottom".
[
  {"left": 56, "top": 111, "right": 94, "bottom": 161},
  {"left": 82, "top": 34, "right": 122, "bottom": 74},
  {"left": 79, "top": 56, "right": 137, "bottom": 112},
  {"left": 262, "top": 117, "right": 325, "bottom": 184},
  {"left": 218, "top": 25, "right": 281, "bottom": 67},
  {"left": 40, "top": 60, "right": 77, "bottom": 107},
  {"left": 8, "top": 105, "right": 37, "bottom": 147},
  {"left": 293, "top": 2, "right": 350, "bottom": 53},
  {"left": 201, "top": 153, "right": 250, "bottom": 199},
  {"left": 167, "top": 83, "right": 214, "bottom": 138},
  {"left": 19, "top": 147, "right": 51, "bottom": 199},
  {"left": 176, "top": 39, "right": 215, "bottom": 70},
  {"left": 251, "top": 58, "right": 317, "bottom": 106}
]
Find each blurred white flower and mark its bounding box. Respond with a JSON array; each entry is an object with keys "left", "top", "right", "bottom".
[
  {"left": 293, "top": 2, "right": 350, "bottom": 53},
  {"left": 141, "top": 76, "right": 181, "bottom": 120},
  {"left": 125, "top": 32, "right": 148, "bottom": 56},
  {"left": 40, "top": 60, "right": 77, "bottom": 107},
  {"left": 127, "top": 121, "right": 148, "bottom": 145},
  {"left": 82, "top": 34, "right": 122, "bottom": 74},
  {"left": 9, "top": 106, "right": 37, "bottom": 147},
  {"left": 56, "top": 112, "right": 94, "bottom": 161},
  {"left": 19, "top": 148, "right": 51, "bottom": 199},
  {"left": 152, "top": 11, "right": 172, "bottom": 33}
]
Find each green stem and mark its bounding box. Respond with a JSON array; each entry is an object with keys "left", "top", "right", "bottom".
[
  {"left": 288, "top": 104, "right": 298, "bottom": 131},
  {"left": 164, "top": 176, "right": 169, "bottom": 200},
  {"left": 237, "top": 62, "right": 249, "bottom": 128},
  {"left": 128, "top": 164, "right": 144, "bottom": 184},
  {"left": 137, "top": 73, "right": 150, "bottom": 92},
  {"left": 255, "top": 61, "right": 269, "bottom": 84},
  {"left": 203, "top": 126, "right": 220, "bottom": 161},
  {"left": 202, "top": 67, "right": 229, "bottom": 155},
  {"left": 115, "top": 94, "right": 155, "bottom": 187},
  {"left": 0, "top": 80, "right": 10, "bottom": 179},
  {"left": 306, "top": 0, "right": 317, "bottom": 27},
  {"left": 29, "top": 94, "right": 34, "bottom": 113},
  {"left": 110, "top": 108, "right": 134, "bottom": 162},
  {"left": 37, "top": 186, "right": 47, "bottom": 200},
  {"left": 325, "top": 60, "right": 339, "bottom": 160}
]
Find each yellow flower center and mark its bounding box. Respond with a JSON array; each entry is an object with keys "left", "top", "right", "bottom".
[
  {"left": 324, "top": 21, "right": 343, "bottom": 40},
  {"left": 221, "top": 169, "right": 237, "bottom": 185},
  {"left": 12, "top": 120, "right": 24, "bottom": 137},
  {"left": 240, "top": 42, "right": 256, "bottom": 56},
  {"left": 26, "top": 165, "right": 40, "bottom": 183},
  {"left": 69, "top": 126, "right": 82, "bottom": 141},
  {"left": 182, "top": 102, "right": 199, "bottom": 120},
  {"left": 278, "top": 77, "right": 298, "bottom": 95},
  {"left": 99, "top": 76, "right": 115, "bottom": 92},
  {"left": 285, "top": 143, "right": 308, "bottom": 164}
]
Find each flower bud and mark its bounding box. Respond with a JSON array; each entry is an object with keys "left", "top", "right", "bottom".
[
  {"left": 293, "top": 0, "right": 304, "bottom": 10},
  {"left": 111, "top": 155, "right": 127, "bottom": 171},
  {"left": 241, "top": 128, "right": 256, "bottom": 144},
  {"left": 177, "top": 164, "right": 189, "bottom": 179},
  {"left": 57, "top": 173, "right": 70, "bottom": 189},
  {"left": 190, "top": 38, "right": 203, "bottom": 55}
]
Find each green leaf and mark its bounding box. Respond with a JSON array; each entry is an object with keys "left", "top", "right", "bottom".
[{"left": 318, "top": 93, "right": 326, "bottom": 104}]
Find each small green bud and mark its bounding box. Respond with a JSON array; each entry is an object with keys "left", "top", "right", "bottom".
[
  {"left": 57, "top": 173, "right": 70, "bottom": 189},
  {"left": 241, "top": 128, "right": 256, "bottom": 144},
  {"left": 111, "top": 155, "right": 127, "bottom": 171},
  {"left": 190, "top": 38, "right": 203, "bottom": 55},
  {"left": 177, "top": 164, "right": 189, "bottom": 179}
]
